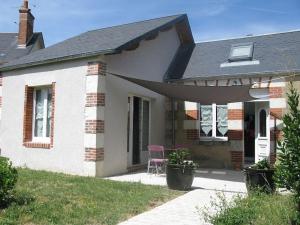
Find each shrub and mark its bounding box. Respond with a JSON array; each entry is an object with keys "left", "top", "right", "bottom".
[
  {"left": 203, "top": 192, "right": 297, "bottom": 225},
  {"left": 0, "top": 156, "right": 18, "bottom": 207},
  {"left": 275, "top": 82, "right": 300, "bottom": 223},
  {"left": 249, "top": 158, "right": 272, "bottom": 170}
]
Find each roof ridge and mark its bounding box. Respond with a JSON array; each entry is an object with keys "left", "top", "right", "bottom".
[
  {"left": 87, "top": 14, "right": 186, "bottom": 33},
  {"left": 196, "top": 29, "right": 300, "bottom": 44}
]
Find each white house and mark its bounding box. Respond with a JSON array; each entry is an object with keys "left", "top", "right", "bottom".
[{"left": 0, "top": 0, "right": 299, "bottom": 176}]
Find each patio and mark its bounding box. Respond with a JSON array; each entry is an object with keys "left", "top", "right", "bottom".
[{"left": 107, "top": 169, "right": 247, "bottom": 225}]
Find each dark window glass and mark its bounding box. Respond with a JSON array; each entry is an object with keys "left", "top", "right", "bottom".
[{"left": 259, "top": 109, "right": 267, "bottom": 137}]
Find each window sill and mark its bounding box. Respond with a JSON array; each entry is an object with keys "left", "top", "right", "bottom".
[
  {"left": 23, "top": 142, "right": 51, "bottom": 149},
  {"left": 199, "top": 137, "right": 228, "bottom": 142}
]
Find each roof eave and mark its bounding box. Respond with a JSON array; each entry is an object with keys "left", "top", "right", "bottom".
[
  {"left": 166, "top": 70, "right": 300, "bottom": 82},
  {"left": 0, "top": 49, "right": 117, "bottom": 72},
  {"left": 116, "top": 14, "right": 193, "bottom": 52}
]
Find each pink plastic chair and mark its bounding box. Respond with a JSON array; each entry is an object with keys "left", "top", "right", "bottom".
[{"left": 147, "top": 145, "right": 167, "bottom": 174}]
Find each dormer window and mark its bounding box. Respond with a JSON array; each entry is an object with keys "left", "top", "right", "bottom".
[{"left": 229, "top": 43, "right": 253, "bottom": 62}]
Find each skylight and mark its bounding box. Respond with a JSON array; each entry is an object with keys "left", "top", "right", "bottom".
[{"left": 229, "top": 43, "right": 253, "bottom": 62}]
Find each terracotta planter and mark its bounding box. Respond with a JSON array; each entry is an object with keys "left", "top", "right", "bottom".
[
  {"left": 166, "top": 164, "right": 194, "bottom": 191},
  {"left": 243, "top": 167, "right": 275, "bottom": 193}
]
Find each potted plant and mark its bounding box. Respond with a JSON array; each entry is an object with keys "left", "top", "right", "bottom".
[
  {"left": 243, "top": 158, "right": 275, "bottom": 193},
  {"left": 166, "top": 149, "right": 197, "bottom": 191}
]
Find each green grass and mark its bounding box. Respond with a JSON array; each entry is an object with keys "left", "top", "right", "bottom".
[
  {"left": 208, "top": 192, "right": 298, "bottom": 225},
  {"left": 0, "top": 169, "right": 181, "bottom": 225}
]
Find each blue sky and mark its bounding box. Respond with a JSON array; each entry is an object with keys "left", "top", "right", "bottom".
[{"left": 1, "top": 0, "right": 300, "bottom": 47}]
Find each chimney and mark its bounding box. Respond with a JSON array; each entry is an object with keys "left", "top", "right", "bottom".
[{"left": 18, "top": 0, "right": 35, "bottom": 47}]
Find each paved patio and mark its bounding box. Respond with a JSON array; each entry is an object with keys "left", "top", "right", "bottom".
[{"left": 107, "top": 169, "right": 247, "bottom": 225}]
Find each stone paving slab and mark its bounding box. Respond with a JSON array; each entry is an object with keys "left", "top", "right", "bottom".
[
  {"left": 118, "top": 189, "right": 240, "bottom": 225},
  {"left": 107, "top": 169, "right": 247, "bottom": 225}
]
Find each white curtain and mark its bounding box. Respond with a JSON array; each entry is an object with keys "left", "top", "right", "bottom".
[
  {"left": 200, "top": 105, "right": 212, "bottom": 136},
  {"left": 34, "top": 90, "right": 44, "bottom": 137},
  {"left": 217, "top": 105, "right": 228, "bottom": 136}
]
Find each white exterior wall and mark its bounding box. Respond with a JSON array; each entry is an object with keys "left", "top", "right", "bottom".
[
  {"left": 103, "top": 27, "right": 180, "bottom": 176},
  {"left": 0, "top": 60, "right": 90, "bottom": 175},
  {"left": 0, "top": 27, "right": 180, "bottom": 177}
]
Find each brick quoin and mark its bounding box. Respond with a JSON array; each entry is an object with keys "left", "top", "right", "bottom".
[
  {"left": 228, "top": 130, "right": 243, "bottom": 140},
  {"left": 85, "top": 148, "right": 104, "bottom": 161},
  {"left": 87, "top": 61, "right": 107, "bottom": 76},
  {"left": 185, "top": 110, "right": 198, "bottom": 120},
  {"left": 270, "top": 108, "right": 284, "bottom": 119},
  {"left": 269, "top": 87, "right": 284, "bottom": 98},
  {"left": 230, "top": 151, "right": 243, "bottom": 170},
  {"left": 270, "top": 152, "right": 276, "bottom": 165},
  {"left": 50, "top": 83, "right": 56, "bottom": 148},
  {"left": 85, "top": 120, "right": 104, "bottom": 133},
  {"left": 85, "top": 93, "right": 105, "bottom": 107},
  {"left": 185, "top": 129, "right": 199, "bottom": 140},
  {"left": 228, "top": 109, "right": 243, "bottom": 120},
  {"left": 23, "top": 85, "right": 34, "bottom": 143},
  {"left": 270, "top": 130, "right": 283, "bottom": 141}
]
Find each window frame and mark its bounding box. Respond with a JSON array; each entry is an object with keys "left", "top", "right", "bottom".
[
  {"left": 198, "top": 103, "right": 228, "bottom": 142},
  {"left": 229, "top": 43, "right": 254, "bottom": 62},
  {"left": 32, "top": 86, "right": 52, "bottom": 143}
]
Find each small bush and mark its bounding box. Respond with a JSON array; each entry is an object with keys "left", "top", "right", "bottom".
[
  {"left": 203, "top": 192, "right": 297, "bottom": 225},
  {"left": 0, "top": 157, "right": 18, "bottom": 207}
]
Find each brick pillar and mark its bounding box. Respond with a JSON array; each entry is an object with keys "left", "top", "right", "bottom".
[
  {"left": 183, "top": 101, "right": 199, "bottom": 141},
  {"left": 227, "top": 102, "right": 244, "bottom": 170},
  {"left": 83, "top": 61, "right": 106, "bottom": 176}
]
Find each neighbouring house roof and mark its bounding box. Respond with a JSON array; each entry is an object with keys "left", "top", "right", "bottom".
[
  {"left": 165, "top": 30, "right": 300, "bottom": 81},
  {"left": 0, "top": 14, "right": 193, "bottom": 71},
  {"left": 0, "top": 32, "right": 44, "bottom": 66}
]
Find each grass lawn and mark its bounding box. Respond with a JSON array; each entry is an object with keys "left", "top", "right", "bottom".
[
  {"left": 0, "top": 169, "right": 181, "bottom": 225},
  {"left": 209, "top": 192, "right": 297, "bottom": 225}
]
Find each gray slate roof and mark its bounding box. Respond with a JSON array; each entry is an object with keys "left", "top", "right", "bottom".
[
  {"left": 166, "top": 30, "right": 300, "bottom": 80},
  {"left": 1, "top": 14, "right": 188, "bottom": 71},
  {"left": 0, "top": 33, "right": 43, "bottom": 65}
]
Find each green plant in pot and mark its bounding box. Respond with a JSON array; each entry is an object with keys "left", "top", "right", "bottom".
[
  {"left": 166, "top": 149, "right": 197, "bottom": 191},
  {"left": 243, "top": 158, "right": 275, "bottom": 193}
]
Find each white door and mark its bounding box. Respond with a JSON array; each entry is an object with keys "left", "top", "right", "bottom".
[{"left": 255, "top": 102, "right": 270, "bottom": 162}]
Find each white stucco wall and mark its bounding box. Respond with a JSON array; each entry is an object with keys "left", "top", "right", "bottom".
[
  {"left": 103, "top": 27, "right": 180, "bottom": 176},
  {"left": 1, "top": 59, "right": 89, "bottom": 175},
  {"left": 0, "top": 27, "right": 180, "bottom": 177}
]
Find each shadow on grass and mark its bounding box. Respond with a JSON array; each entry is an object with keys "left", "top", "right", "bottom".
[{"left": 0, "top": 191, "right": 35, "bottom": 209}]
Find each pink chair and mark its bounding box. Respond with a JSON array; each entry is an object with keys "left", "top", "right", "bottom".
[{"left": 147, "top": 145, "right": 167, "bottom": 174}]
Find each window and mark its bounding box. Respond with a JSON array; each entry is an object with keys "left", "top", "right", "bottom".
[
  {"left": 259, "top": 109, "right": 267, "bottom": 137},
  {"left": 199, "top": 103, "right": 228, "bottom": 140},
  {"left": 33, "top": 87, "right": 52, "bottom": 141},
  {"left": 139, "top": 99, "right": 150, "bottom": 151},
  {"left": 229, "top": 43, "right": 253, "bottom": 62}
]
